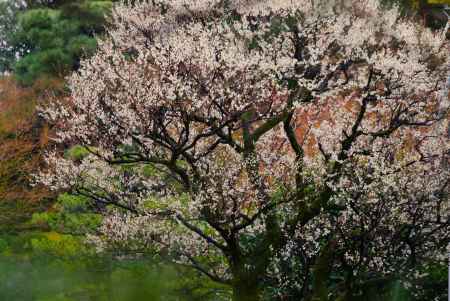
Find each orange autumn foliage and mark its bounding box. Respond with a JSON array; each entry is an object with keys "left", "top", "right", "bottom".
[{"left": 0, "top": 76, "right": 62, "bottom": 231}]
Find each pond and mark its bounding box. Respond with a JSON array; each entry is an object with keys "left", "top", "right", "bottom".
[{"left": 0, "top": 232, "right": 227, "bottom": 301}]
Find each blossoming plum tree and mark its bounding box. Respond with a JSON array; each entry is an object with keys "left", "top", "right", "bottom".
[{"left": 40, "top": 0, "right": 450, "bottom": 300}]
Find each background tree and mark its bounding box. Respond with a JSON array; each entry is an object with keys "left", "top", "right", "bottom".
[
  {"left": 382, "top": 0, "right": 450, "bottom": 30},
  {"left": 0, "top": 0, "right": 113, "bottom": 85},
  {"left": 0, "top": 0, "right": 22, "bottom": 73},
  {"left": 0, "top": 0, "right": 113, "bottom": 231},
  {"left": 41, "top": 1, "right": 449, "bottom": 300}
]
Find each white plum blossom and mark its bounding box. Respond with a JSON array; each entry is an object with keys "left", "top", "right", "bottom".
[{"left": 40, "top": 0, "right": 449, "bottom": 300}]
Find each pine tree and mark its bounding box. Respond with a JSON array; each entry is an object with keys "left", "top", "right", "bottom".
[{"left": 0, "top": 0, "right": 113, "bottom": 85}]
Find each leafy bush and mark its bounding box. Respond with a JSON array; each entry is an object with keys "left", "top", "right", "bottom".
[{"left": 30, "top": 193, "right": 102, "bottom": 234}]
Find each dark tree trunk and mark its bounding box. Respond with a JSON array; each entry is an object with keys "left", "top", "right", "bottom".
[
  {"left": 232, "top": 280, "right": 261, "bottom": 301},
  {"left": 230, "top": 259, "right": 262, "bottom": 301}
]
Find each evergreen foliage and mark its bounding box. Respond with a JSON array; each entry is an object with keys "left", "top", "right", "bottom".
[{"left": 0, "top": 0, "right": 113, "bottom": 85}]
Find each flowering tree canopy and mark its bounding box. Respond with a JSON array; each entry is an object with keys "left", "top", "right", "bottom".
[{"left": 40, "top": 0, "right": 450, "bottom": 300}]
